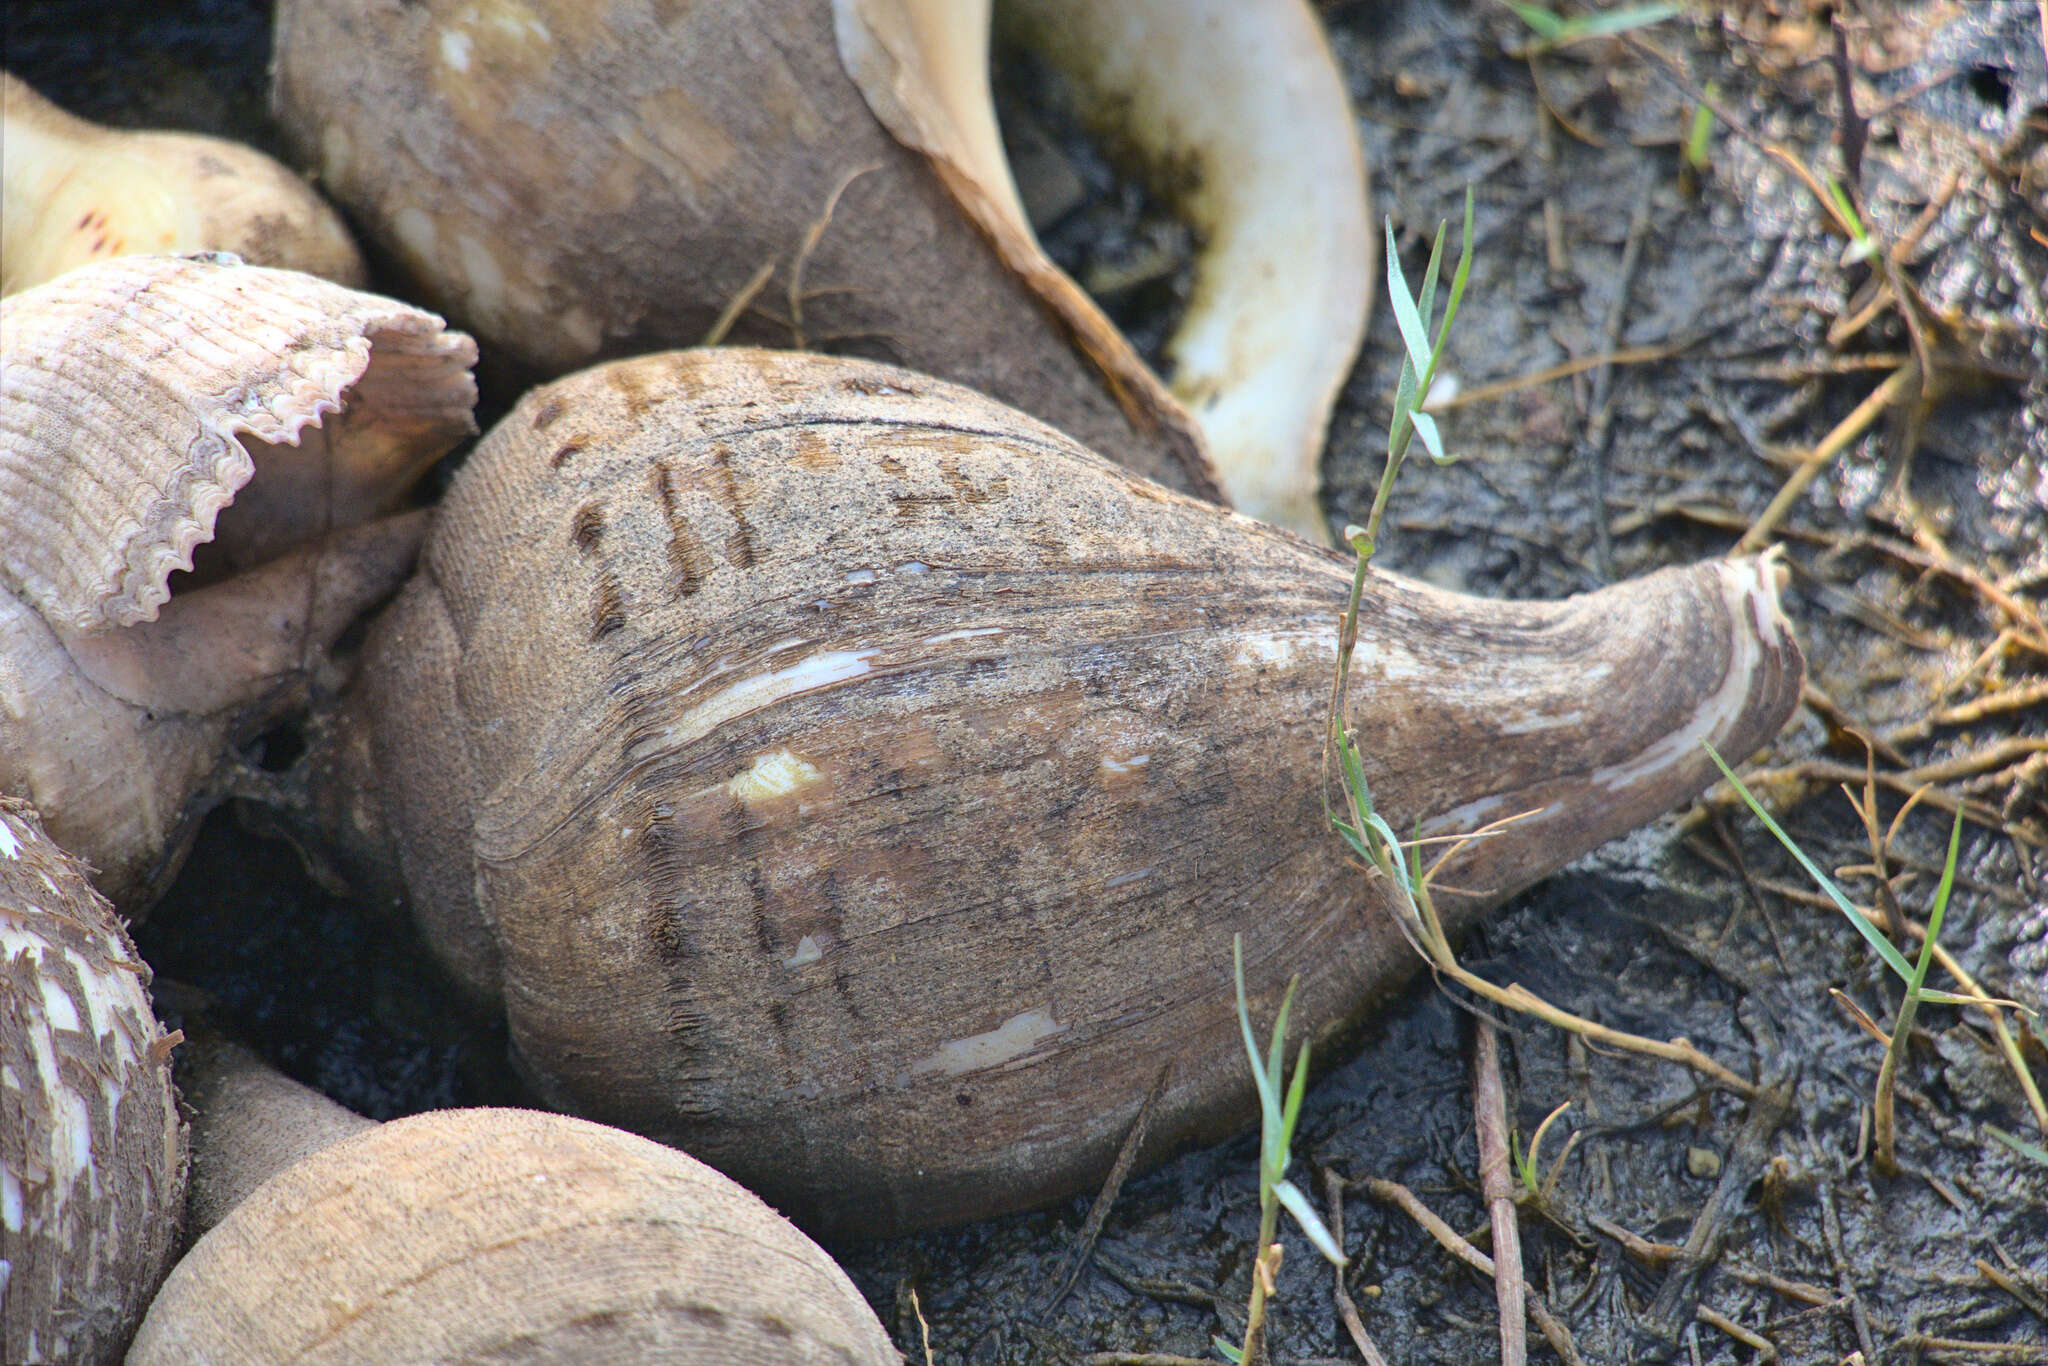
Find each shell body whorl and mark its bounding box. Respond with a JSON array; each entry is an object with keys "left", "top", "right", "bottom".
[
  {"left": 0, "top": 797, "right": 186, "bottom": 1366},
  {"left": 328, "top": 347, "right": 1804, "bottom": 1236}
]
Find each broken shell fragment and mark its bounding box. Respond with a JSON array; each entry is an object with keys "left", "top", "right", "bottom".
[
  {"left": 306, "top": 347, "right": 1804, "bottom": 1237},
  {"left": 273, "top": 0, "right": 1366, "bottom": 514},
  {"left": 0, "top": 254, "right": 476, "bottom": 909},
  {"left": 841, "top": 0, "right": 1373, "bottom": 538},
  {"left": 128, "top": 1038, "right": 898, "bottom": 1365},
  {"left": 0, "top": 72, "right": 365, "bottom": 295},
  {"left": 0, "top": 797, "right": 186, "bottom": 1366}
]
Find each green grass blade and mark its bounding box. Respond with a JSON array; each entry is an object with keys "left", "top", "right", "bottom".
[
  {"left": 1502, "top": 0, "right": 1566, "bottom": 40},
  {"left": 1233, "top": 936, "right": 1280, "bottom": 1121},
  {"left": 1213, "top": 1335, "right": 1246, "bottom": 1363},
  {"left": 1386, "top": 221, "right": 1435, "bottom": 379},
  {"left": 1280, "top": 1039, "right": 1312, "bottom": 1156},
  {"left": 1266, "top": 980, "right": 1297, "bottom": 1103},
  {"left": 1414, "top": 218, "right": 1448, "bottom": 339},
  {"left": 1704, "top": 743, "right": 1921, "bottom": 983},
  {"left": 1411, "top": 409, "right": 1450, "bottom": 464},
  {"left": 1562, "top": 2, "right": 1684, "bottom": 39},
  {"left": 1435, "top": 189, "right": 1476, "bottom": 347},
  {"left": 1275, "top": 1178, "right": 1349, "bottom": 1266},
  {"left": 1986, "top": 1124, "right": 2048, "bottom": 1166}
]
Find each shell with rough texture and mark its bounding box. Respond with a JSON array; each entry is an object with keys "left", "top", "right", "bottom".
[
  {"left": 0, "top": 72, "right": 365, "bottom": 296},
  {"left": 0, "top": 253, "right": 477, "bottom": 910},
  {"left": 128, "top": 1038, "right": 899, "bottom": 1365},
  {"left": 0, "top": 796, "right": 186, "bottom": 1366},
  {"left": 306, "top": 346, "right": 1805, "bottom": 1237},
  {"left": 272, "top": 0, "right": 1374, "bottom": 521}
]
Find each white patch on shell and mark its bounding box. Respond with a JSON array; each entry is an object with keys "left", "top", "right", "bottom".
[
  {"left": 0, "top": 820, "right": 18, "bottom": 859},
  {"left": 845, "top": 568, "right": 877, "bottom": 585},
  {"left": 923, "top": 627, "right": 1002, "bottom": 645},
  {"left": 1230, "top": 629, "right": 1331, "bottom": 671},
  {"left": 1100, "top": 754, "right": 1150, "bottom": 774},
  {"left": 726, "top": 748, "right": 823, "bottom": 803},
  {"left": 1420, "top": 792, "right": 1521, "bottom": 838},
  {"left": 1, "top": 1148, "right": 21, "bottom": 1232},
  {"left": 456, "top": 232, "right": 508, "bottom": 325},
  {"left": 1497, "top": 709, "right": 1585, "bottom": 735},
  {"left": 782, "top": 934, "right": 826, "bottom": 969},
  {"left": 897, "top": 560, "right": 930, "bottom": 575},
  {"left": 666, "top": 650, "right": 877, "bottom": 748},
  {"left": 906, "top": 1008, "right": 1068, "bottom": 1078},
  {"left": 393, "top": 206, "right": 440, "bottom": 270},
  {"left": 1103, "top": 867, "right": 1156, "bottom": 889},
  {"left": 438, "top": 28, "right": 474, "bottom": 70}
]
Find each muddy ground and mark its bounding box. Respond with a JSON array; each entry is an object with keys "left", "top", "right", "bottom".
[{"left": 10, "top": 0, "right": 2047, "bottom": 1361}]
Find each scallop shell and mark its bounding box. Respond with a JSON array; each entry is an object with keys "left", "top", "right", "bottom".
[
  {"left": 0, "top": 253, "right": 476, "bottom": 635},
  {"left": 0, "top": 796, "right": 186, "bottom": 1366},
  {"left": 0, "top": 254, "right": 476, "bottom": 911}
]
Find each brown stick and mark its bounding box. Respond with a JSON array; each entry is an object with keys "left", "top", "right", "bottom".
[
  {"left": 1322, "top": 1170, "right": 1391, "bottom": 1366},
  {"left": 1363, "top": 1179, "right": 1586, "bottom": 1365},
  {"left": 1473, "top": 1021, "right": 1527, "bottom": 1366},
  {"left": 1734, "top": 363, "right": 1920, "bottom": 554}
]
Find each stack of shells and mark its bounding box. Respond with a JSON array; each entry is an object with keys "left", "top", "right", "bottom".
[{"left": 0, "top": 3, "right": 1805, "bottom": 1360}]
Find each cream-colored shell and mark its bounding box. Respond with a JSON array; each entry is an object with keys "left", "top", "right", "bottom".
[
  {"left": 129, "top": 1103, "right": 898, "bottom": 1365},
  {"left": 0, "top": 254, "right": 477, "bottom": 909},
  {"left": 0, "top": 72, "right": 365, "bottom": 296},
  {"left": 0, "top": 797, "right": 186, "bottom": 1366}
]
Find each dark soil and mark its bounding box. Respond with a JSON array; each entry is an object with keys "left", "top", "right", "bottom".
[{"left": 12, "top": 1, "right": 2046, "bottom": 1361}]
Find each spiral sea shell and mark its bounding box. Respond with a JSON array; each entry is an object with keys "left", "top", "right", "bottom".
[{"left": 306, "top": 346, "right": 1804, "bottom": 1235}]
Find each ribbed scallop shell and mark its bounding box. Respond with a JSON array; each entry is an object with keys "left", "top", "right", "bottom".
[{"left": 0, "top": 253, "right": 477, "bottom": 634}]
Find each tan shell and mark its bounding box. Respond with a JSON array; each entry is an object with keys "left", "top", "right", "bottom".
[
  {"left": 308, "top": 347, "right": 1804, "bottom": 1236},
  {"left": 0, "top": 796, "right": 186, "bottom": 1366},
  {"left": 269, "top": 0, "right": 1222, "bottom": 502},
  {"left": 0, "top": 72, "right": 365, "bottom": 296},
  {"left": 0, "top": 254, "right": 476, "bottom": 909},
  {"left": 129, "top": 1042, "right": 897, "bottom": 1366}
]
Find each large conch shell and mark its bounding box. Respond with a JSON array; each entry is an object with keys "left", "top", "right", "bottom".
[
  {"left": 0, "top": 254, "right": 477, "bottom": 910},
  {"left": 128, "top": 1036, "right": 898, "bottom": 1365},
  {"left": 303, "top": 348, "right": 1804, "bottom": 1237},
  {"left": 0, "top": 72, "right": 366, "bottom": 296},
  {"left": 1, "top": 796, "right": 186, "bottom": 1366},
  {"left": 269, "top": 0, "right": 1371, "bottom": 536}
]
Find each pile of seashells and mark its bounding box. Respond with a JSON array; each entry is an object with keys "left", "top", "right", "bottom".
[{"left": 1, "top": 3, "right": 1805, "bottom": 1361}]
